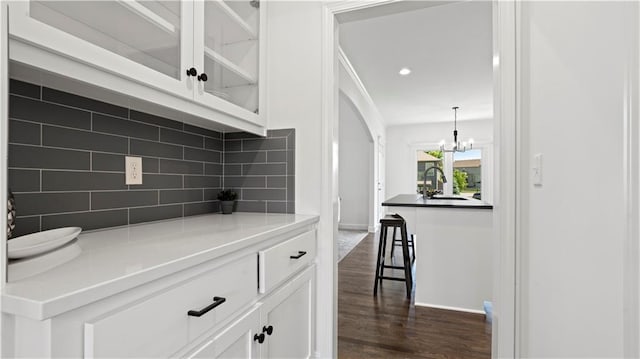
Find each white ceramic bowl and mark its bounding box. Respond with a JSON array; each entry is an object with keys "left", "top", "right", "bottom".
[{"left": 8, "top": 227, "right": 82, "bottom": 259}]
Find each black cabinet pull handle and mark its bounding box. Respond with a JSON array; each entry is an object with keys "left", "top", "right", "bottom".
[
  {"left": 254, "top": 333, "right": 265, "bottom": 343},
  {"left": 187, "top": 296, "right": 226, "bottom": 317},
  {"left": 263, "top": 325, "right": 274, "bottom": 335},
  {"left": 290, "top": 251, "right": 307, "bottom": 259},
  {"left": 186, "top": 67, "right": 198, "bottom": 77},
  {"left": 197, "top": 73, "right": 208, "bottom": 82}
]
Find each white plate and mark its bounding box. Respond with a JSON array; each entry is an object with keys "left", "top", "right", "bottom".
[{"left": 8, "top": 227, "right": 82, "bottom": 259}]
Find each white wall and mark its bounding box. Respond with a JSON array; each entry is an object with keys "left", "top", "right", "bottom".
[
  {"left": 264, "top": 2, "right": 331, "bottom": 356},
  {"left": 385, "top": 119, "right": 493, "bottom": 200},
  {"left": 338, "top": 51, "right": 386, "bottom": 232},
  {"left": 338, "top": 93, "right": 372, "bottom": 230},
  {"left": 519, "top": 2, "right": 633, "bottom": 357}
]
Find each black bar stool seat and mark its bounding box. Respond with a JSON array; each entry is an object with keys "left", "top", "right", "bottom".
[{"left": 373, "top": 214, "right": 413, "bottom": 298}]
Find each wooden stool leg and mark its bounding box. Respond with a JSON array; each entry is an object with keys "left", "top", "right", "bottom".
[
  {"left": 373, "top": 225, "right": 386, "bottom": 295},
  {"left": 379, "top": 226, "right": 388, "bottom": 284},
  {"left": 390, "top": 226, "right": 397, "bottom": 259},
  {"left": 401, "top": 223, "right": 412, "bottom": 299}
]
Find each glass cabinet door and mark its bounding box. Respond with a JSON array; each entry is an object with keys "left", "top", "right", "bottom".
[
  {"left": 199, "top": 0, "right": 260, "bottom": 114},
  {"left": 28, "top": 1, "right": 185, "bottom": 81}
]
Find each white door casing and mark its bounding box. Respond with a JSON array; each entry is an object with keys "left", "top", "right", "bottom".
[{"left": 323, "top": 1, "right": 518, "bottom": 358}]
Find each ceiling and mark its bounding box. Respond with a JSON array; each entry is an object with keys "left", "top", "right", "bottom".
[{"left": 339, "top": 1, "right": 493, "bottom": 127}]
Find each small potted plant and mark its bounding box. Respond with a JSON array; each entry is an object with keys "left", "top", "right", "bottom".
[{"left": 217, "top": 189, "right": 238, "bottom": 214}]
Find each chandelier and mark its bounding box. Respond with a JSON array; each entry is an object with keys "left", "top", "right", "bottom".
[{"left": 439, "top": 106, "right": 473, "bottom": 153}]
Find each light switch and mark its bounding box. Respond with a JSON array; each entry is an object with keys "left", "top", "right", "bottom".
[
  {"left": 125, "top": 156, "right": 143, "bottom": 185},
  {"left": 532, "top": 153, "right": 542, "bottom": 186}
]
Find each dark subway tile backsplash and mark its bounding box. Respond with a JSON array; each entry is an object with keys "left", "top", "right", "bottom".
[
  {"left": 222, "top": 129, "right": 295, "bottom": 214},
  {"left": 13, "top": 192, "right": 89, "bottom": 216},
  {"left": 9, "top": 79, "right": 40, "bottom": 100},
  {"left": 9, "top": 144, "right": 90, "bottom": 170},
  {"left": 129, "top": 205, "right": 183, "bottom": 224},
  {"left": 159, "top": 159, "right": 204, "bottom": 175},
  {"left": 42, "top": 87, "right": 129, "bottom": 118},
  {"left": 91, "top": 191, "right": 158, "bottom": 210},
  {"left": 10, "top": 94, "right": 91, "bottom": 129},
  {"left": 43, "top": 210, "right": 129, "bottom": 231},
  {"left": 9, "top": 120, "right": 40, "bottom": 145},
  {"left": 130, "top": 139, "right": 183, "bottom": 159},
  {"left": 43, "top": 125, "right": 128, "bottom": 154},
  {"left": 93, "top": 113, "right": 159, "bottom": 141},
  {"left": 7, "top": 79, "right": 295, "bottom": 236}
]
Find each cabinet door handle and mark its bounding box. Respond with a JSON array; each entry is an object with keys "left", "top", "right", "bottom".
[
  {"left": 253, "top": 333, "right": 265, "bottom": 343},
  {"left": 187, "top": 296, "right": 226, "bottom": 317},
  {"left": 290, "top": 251, "right": 307, "bottom": 259},
  {"left": 262, "top": 325, "right": 274, "bottom": 335},
  {"left": 197, "top": 73, "right": 208, "bottom": 82},
  {"left": 186, "top": 67, "right": 198, "bottom": 77}
]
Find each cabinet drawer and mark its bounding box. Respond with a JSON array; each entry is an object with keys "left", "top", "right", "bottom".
[
  {"left": 259, "top": 230, "right": 316, "bottom": 294},
  {"left": 84, "top": 255, "right": 257, "bottom": 358}
]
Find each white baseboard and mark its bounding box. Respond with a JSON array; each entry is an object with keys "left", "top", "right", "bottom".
[
  {"left": 368, "top": 223, "right": 380, "bottom": 233},
  {"left": 338, "top": 223, "right": 368, "bottom": 231},
  {"left": 414, "top": 301, "right": 486, "bottom": 315}
]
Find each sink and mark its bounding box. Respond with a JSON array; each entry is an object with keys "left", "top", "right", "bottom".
[{"left": 427, "top": 196, "right": 468, "bottom": 201}]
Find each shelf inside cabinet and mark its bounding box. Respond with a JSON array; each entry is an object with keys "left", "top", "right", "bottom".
[
  {"left": 115, "top": 0, "right": 176, "bottom": 34},
  {"left": 204, "top": 46, "right": 256, "bottom": 85},
  {"left": 205, "top": 0, "right": 258, "bottom": 44}
]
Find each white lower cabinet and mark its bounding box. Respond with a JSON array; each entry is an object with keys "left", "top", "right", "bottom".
[
  {"left": 3, "top": 227, "right": 317, "bottom": 358},
  {"left": 184, "top": 265, "right": 315, "bottom": 359},
  {"left": 84, "top": 254, "right": 257, "bottom": 358},
  {"left": 260, "top": 266, "right": 315, "bottom": 359},
  {"left": 186, "top": 306, "right": 260, "bottom": 359}
]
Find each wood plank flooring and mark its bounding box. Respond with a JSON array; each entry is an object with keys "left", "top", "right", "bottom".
[{"left": 338, "top": 232, "right": 491, "bottom": 359}]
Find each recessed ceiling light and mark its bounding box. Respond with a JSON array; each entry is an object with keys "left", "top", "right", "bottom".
[{"left": 399, "top": 67, "right": 411, "bottom": 76}]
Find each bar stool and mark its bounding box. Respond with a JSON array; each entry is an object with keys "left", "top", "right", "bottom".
[{"left": 373, "top": 214, "right": 413, "bottom": 299}]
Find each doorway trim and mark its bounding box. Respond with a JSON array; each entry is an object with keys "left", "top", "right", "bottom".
[{"left": 320, "top": 1, "right": 519, "bottom": 357}]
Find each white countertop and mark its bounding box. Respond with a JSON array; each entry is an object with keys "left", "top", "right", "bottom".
[{"left": 2, "top": 213, "right": 319, "bottom": 320}]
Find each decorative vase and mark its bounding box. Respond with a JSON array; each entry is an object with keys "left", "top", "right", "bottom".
[
  {"left": 221, "top": 200, "right": 235, "bottom": 214},
  {"left": 7, "top": 190, "right": 16, "bottom": 239}
]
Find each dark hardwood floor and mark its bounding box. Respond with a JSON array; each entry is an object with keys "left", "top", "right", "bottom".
[{"left": 338, "top": 233, "right": 491, "bottom": 359}]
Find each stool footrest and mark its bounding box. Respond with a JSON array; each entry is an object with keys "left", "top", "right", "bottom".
[
  {"left": 382, "top": 265, "right": 406, "bottom": 270},
  {"left": 379, "top": 276, "right": 408, "bottom": 282}
]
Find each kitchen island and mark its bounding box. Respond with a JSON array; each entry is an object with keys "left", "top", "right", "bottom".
[{"left": 383, "top": 194, "right": 493, "bottom": 313}]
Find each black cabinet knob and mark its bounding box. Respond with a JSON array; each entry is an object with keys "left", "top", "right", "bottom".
[
  {"left": 197, "top": 73, "right": 208, "bottom": 82},
  {"left": 186, "top": 67, "right": 198, "bottom": 77},
  {"left": 262, "top": 325, "right": 273, "bottom": 335},
  {"left": 253, "top": 333, "right": 265, "bottom": 343}
]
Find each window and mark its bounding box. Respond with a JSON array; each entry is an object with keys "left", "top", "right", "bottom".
[
  {"left": 416, "top": 150, "right": 444, "bottom": 194},
  {"left": 416, "top": 149, "right": 482, "bottom": 199},
  {"left": 453, "top": 149, "right": 482, "bottom": 199}
]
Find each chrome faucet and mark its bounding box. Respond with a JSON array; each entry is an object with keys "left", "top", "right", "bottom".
[{"left": 423, "top": 166, "right": 448, "bottom": 198}]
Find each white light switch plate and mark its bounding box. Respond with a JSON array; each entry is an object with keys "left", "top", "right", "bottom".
[
  {"left": 533, "top": 153, "right": 542, "bottom": 186},
  {"left": 125, "top": 156, "right": 143, "bottom": 185}
]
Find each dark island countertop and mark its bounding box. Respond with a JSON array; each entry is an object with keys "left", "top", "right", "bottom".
[{"left": 382, "top": 194, "right": 493, "bottom": 209}]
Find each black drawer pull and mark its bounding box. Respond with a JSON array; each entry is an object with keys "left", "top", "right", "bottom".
[
  {"left": 254, "top": 333, "right": 265, "bottom": 343},
  {"left": 290, "top": 251, "right": 307, "bottom": 259},
  {"left": 263, "top": 325, "right": 274, "bottom": 335},
  {"left": 187, "top": 296, "right": 226, "bottom": 317}
]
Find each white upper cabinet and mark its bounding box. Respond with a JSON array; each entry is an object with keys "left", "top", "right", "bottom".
[
  {"left": 193, "top": 0, "right": 264, "bottom": 124},
  {"left": 7, "top": 0, "right": 265, "bottom": 131}
]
